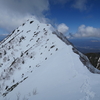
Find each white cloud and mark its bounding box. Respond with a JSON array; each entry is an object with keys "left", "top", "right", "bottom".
[
  {"left": 73, "top": 25, "right": 100, "bottom": 37},
  {"left": 0, "top": 11, "right": 32, "bottom": 32},
  {"left": 0, "top": 0, "right": 91, "bottom": 33},
  {"left": 0, "top": 0, "right": 49, "bottom": 32},
  {"left": 57, "top": 23, "right": 69, "bottom": 34},
  {"left": 72, "top": 0, "right": 87, "bottom": 11},
  {"left": 0, "top": 0, "right": 49, "bottom": 16}
]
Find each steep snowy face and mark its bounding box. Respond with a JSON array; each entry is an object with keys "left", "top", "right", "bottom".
[
  {"left": 0, "top": 17, "right": 100, "bottom": 100},
  {"left": 0, "top": 18, "right": 62, "bottom": 95}
]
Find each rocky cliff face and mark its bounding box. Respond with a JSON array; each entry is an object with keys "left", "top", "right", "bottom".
[{"left": 85, "top": 53, "right": 100, "bottom": 70}]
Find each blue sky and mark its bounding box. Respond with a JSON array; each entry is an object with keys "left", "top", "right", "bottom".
[
  {"left": 48, "top": 0, "right": 100, "bottom": 36},
  {"left": 0, "top": 0, "right": 100, "bottom": 38},
  {"left": 51, "top": 1, "right": 99, "bottom": 29}
]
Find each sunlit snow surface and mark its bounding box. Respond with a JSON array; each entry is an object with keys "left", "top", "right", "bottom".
[{"left": 0, "top": 17, "right": 100, "bottom": 100}]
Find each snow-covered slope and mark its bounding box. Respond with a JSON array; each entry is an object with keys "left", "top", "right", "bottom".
[{"left": 0, "top": 17, "right": 100, "bottom": 100}]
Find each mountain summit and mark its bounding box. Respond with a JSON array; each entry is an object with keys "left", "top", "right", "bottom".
[{"left": 0, "top": 17, "right": 100, "bottom": 100}]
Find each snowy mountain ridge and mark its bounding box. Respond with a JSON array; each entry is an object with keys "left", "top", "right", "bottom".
[
  {"left": 0, "top": 17, "right": 100, "bottom": 100},
  {"left": 53, "top": 31, "right": 100, "bottom": 73}
]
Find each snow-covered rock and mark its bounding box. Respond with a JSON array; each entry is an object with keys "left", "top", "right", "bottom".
[{"left": 0, "top": 17, "right": 100, "bottom": 100}]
